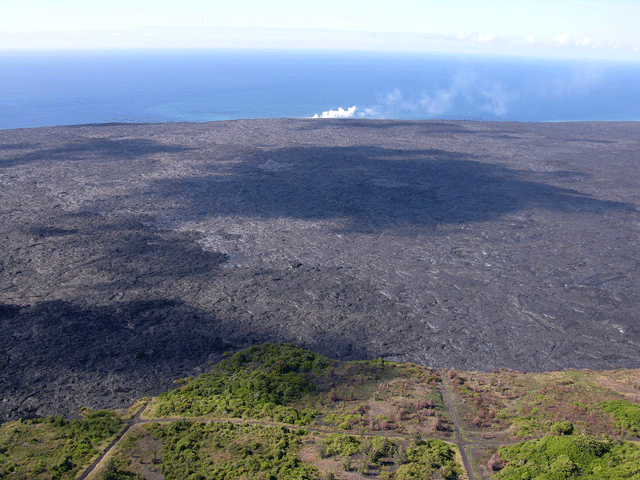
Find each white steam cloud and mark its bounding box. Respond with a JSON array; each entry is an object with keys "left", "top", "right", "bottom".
[
  {"left": 357, "top": 72, "right": 511, "bottom": 119},
  {"left": 310, "top": 63, "right": 611, "bottom": 122},
  {"left": 312, "top": 105, "right": 356, "bottom": 118}
]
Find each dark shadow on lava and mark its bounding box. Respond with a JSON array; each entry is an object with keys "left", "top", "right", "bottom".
[
  {"left": 0, "top": 299, "right": 228, "bottom": 377},
  {"left": 8, "top": 212, "right": 412, "bottom": 379},
  {"left": 63, "top": 122, "right": 163, "bottom": 128},
  {"left": 294, "top": 118, "right": 473, "bottom": 133},
  {"left": 0, "top": 137, "right": 193, "bottom": 168},
  {"left": 24, "top": 212, "right": 230, "bottom": 283},
  {"left": 16, "top": 210, "right": 414, "bottom": 363},
  {"left": 0, "top": 296, "right": 385, "bottom": 376},
  {"left": 0, "top": 142, "right": 36, "bottom": 151},
  {"left": 151, "top": 145, "right": 635, "bottom": 232},
  {"left": 293, "top": 119, "right": 525, "bottom": 138},
  {"left": 0, "top": 290, "right": 402, "bottom": 420},
  {"left": 0, "top": 298, "right": 229, "bottom": 420}
]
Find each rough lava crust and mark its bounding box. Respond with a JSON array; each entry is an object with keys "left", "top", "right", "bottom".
[{"left": 1, "top": 119, "right": 639, "bottom": 421}]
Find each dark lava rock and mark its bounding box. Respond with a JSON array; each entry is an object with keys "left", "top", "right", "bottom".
[{"left": 1, "top": 119, "right": 639, "bottom": 421}]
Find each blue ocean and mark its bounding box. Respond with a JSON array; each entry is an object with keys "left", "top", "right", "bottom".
[{"left": 1, "top": 49, "right": 639, "bottom": 130}]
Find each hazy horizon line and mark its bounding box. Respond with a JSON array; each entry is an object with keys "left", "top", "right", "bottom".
[{"left": 2, "top": 26, "right": 639, "bottom": 63}]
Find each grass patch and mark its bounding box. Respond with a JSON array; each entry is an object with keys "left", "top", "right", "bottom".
[
  {"left": 452, "top": 369, "right": 627, "bottom": 437},
  {"left": 0, "top": 410, "right": 123, "bottom": 479},
  {"left": 599, "top": 400, "right": 640, "bottom": 436},
  {"left": 111, "top": 421, "right": 318, "bottom": 480},
  {"left": 494, "top": 433, "right": 640, "bottom": 479}
]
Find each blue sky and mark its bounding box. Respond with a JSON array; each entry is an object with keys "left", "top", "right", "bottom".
[{"left": 1, "top": 0, "right": 639, "bottom": 61}]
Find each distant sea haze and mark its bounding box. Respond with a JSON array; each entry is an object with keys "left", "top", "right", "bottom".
[{"left": 1, "top": 49, "right": 639, "bottom": 129}]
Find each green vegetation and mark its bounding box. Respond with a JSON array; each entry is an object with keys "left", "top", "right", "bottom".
[
  {"left": 8, "top": 344, "right": 640, "bottom": 479},
  {"left": 495, "top": 433, "right": 640, "bottom": 479},
  {"left": 106, "top": 421, "right": 318, "bottom": 480},
  {"left": 150, "top": 343, "right": 444, "bottom": 434},
  {"left": 550, "top": 421, "right": 574, "bottom": 435},
  {"left": 599, "top": 399, "right": 640, "bottom": 436},
  {"left": 152, "top": 344, "right": 329, "bottom": 425},
  {"left": 0, "top": 410, "right": 122, "bottom": 479},
  {"left": 318, "top": 432, "right": 460, "bottom": 479},
  {"left": 395, "top": 439, "right": 462, "bottom": 480},
  {"left": 156, "top": 421, "right": 315, "bottom": 480},
  {"left": 217, "top": 343, "right": 333, "bottom": 375},
  {"left": 361, "top": 436, "right": 396, "bottom": 465},
  {"left": 449, "top": 369, "right": 630, "bottom": 437},
  {"left": 322, "top": 433, "right": 361, "bottom": 457}
]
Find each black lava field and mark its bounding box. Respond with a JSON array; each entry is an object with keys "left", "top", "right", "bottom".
[{"left": 1, "top": 119, "right": 639, "bottom": 421}]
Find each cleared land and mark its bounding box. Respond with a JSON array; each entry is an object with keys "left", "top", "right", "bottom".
[{"left": 1, "top": 119, "right": 639, "bottom": 421}]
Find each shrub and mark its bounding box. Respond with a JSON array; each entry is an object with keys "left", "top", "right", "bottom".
[
  {"left": 550, "top": 454, "right": 577, "bottom": 475},
  {"left": 600, "top": 400, "right": 640, "bottom": 435},
  {"left": 153, "top": 344, "right": 333, "bottom": 424},
  {"left": 574, "top": 433, "right": 606, "bottom": 456},
  {"left": 218, "top": 343, "right": 333, "bottom": 375},
  {"left": 495, "top": 434, "right": 640, "bottom": 480},
  {"left": 324, "top": 433, "right": 361, "bottom": 457},
  {"left": 396, "top": 439, "right": 461, "bottom": 480},
  {"left": 551, "top": 421, "right": 574, "bottom": 435},
  {"left": 148, "top": 422, "right": 318, "bottom": 480}
]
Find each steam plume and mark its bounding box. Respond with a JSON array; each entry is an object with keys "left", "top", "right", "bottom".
[{"left": 312, "top": 106, "right": 357, "bottom": 118}]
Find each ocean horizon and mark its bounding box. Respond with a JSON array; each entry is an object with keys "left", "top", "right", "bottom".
[{"left": 1, "top": 49, "right": 640, "bottom": 130}]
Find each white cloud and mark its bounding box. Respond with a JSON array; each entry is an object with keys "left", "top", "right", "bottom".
[
  {"left": 578, "top": 37, "right": 592, "bottom": 47},
  {"left": 312, "top": 105, "right": 356, "bottom": 119},
  {"left": 453, "top": 30, "right": 498, "bottom": 44},
  {"left": 476, "top": 33, "right": 497, "bottom": 43},
  {"left": 577, "top": 37, "right": 608, "bottom": 49},
  {"left": 1, "top": 24, "right": 638, "bottom": 61}
]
